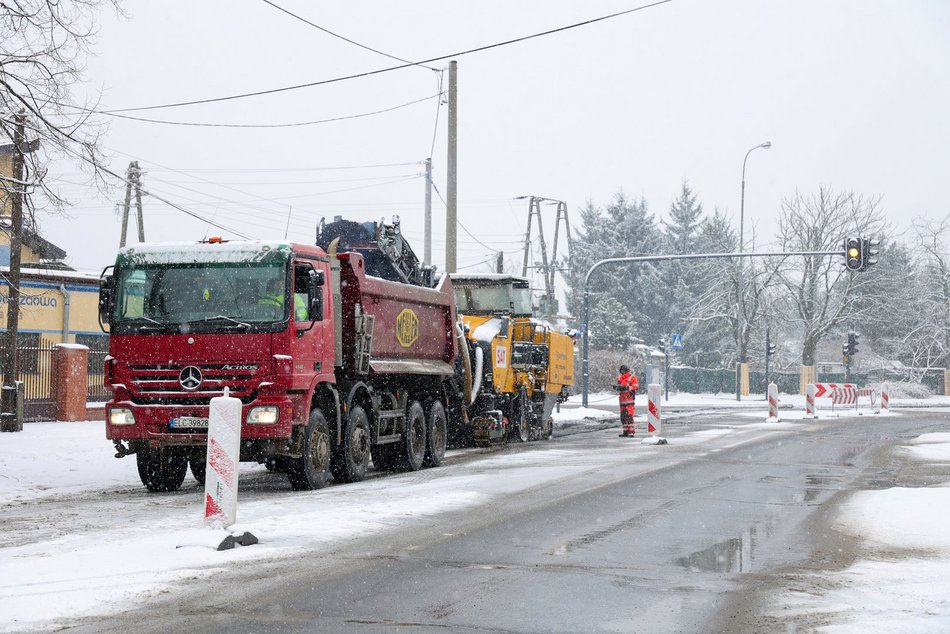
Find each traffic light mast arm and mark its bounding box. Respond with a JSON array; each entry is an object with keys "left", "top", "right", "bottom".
[{"left": 581, "top": 247, "right": 846, "bottom": 407}]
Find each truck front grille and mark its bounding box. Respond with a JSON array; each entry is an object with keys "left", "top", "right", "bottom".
[{"left": 126, "top": 363, "right": 260, "bottom": 404}]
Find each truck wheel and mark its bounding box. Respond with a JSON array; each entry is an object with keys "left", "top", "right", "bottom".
[
  {"left": 287, "top": 409, "right": 332, "bottom": 491},
  {"left": 424, "top": 400, "right": 447, "bottom": 468},
  {"left": 396, "top": 400, "right": 427, "bottom": 472},
  {"left": 136, "top": 446, "right": 188, "bottom": 493},
  {"left": 189, "top": 447, "right": 207, "bottom": 486},
  {"left": 331, "top": 404, "right": 370, "bottom": 483}
]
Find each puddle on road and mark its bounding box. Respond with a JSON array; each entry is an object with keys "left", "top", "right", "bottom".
[{"left": 675, "top": 522, "right": 773, "bottom": 573}]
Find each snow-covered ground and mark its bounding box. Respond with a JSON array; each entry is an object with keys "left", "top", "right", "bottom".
[{"left": 1, "top": 399, "right": 949, "bottom": 632}]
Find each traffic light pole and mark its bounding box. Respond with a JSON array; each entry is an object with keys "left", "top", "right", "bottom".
[{"left": 581, "top": 248, "right": 845, "bottom": 407}]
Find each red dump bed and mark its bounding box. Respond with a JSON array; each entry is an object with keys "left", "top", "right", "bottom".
[{"left": 337, "top": 253, "right": 457, "bottom": 376}]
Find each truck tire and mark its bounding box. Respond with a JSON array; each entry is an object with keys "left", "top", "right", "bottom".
[
  {"left": 396, "top": 400, "right": 426, "bottom": 472},
  {"left": 189, "top": 447, "right": 207, "bottom": 486},
  {"left": 424, "top": 400, "right": 447, "bottom": 468},
  {"left": 287, "top": 409, "right": 332, "bottom": 491},
  {"left": 331, "top": 404, "right": 370, "bottom": 483},
  {"left": 136, "top": 446, "right": 188, "bottom": 493}
]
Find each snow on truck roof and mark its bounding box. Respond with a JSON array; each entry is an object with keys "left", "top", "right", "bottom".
[{"left": 116, "top": 240, "right": 300, "bottom": 265}]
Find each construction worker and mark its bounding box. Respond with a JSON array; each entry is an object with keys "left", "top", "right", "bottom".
[{"left": 615, "top": 364, "right": 639, "bottom": 437}]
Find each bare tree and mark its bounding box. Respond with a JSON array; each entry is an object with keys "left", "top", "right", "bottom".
[
  {"left": 775, "top": 187, "right": 888, "bottom": 365},
  {"left": 904, "top": 214, "right": 950, "bottom": 372},
  {"left": 1, "top": 0, "right": 121, "bottom": 215}
]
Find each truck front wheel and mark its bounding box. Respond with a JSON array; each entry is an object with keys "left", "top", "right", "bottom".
[
  {"left": 136, "top": 446, "right": 189, "bottom": 493},
  {"left": 331, "top": 404, "right": 370, "bottom": 483},
  {"left": 287, "top": 409, "right": 332, "bottom": 491},
  {"left": 424, "top": 400, "right": 447, "bottom": 467},
  {"left": 396, "top": 400, "right": 426, "bottom": 472}
]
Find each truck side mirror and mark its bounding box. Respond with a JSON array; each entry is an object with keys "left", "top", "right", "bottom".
[{"left": 98, "top": 274, "right": 114, "bottom": 329}]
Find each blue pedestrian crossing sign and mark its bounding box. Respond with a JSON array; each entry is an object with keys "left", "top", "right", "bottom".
[{"left": 671, "top": 333, "right": 684, "bottom": 350}]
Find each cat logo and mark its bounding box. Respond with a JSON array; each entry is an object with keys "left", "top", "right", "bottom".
[{"left": 396, "top": 308, "right": 419, "bottom": 347}]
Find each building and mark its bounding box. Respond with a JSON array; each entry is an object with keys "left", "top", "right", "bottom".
[{"left": 1, "top": 140, "right": 108, "bottom": 418}]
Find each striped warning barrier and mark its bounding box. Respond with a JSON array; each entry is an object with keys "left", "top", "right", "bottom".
[
  {"left": 832, "top": 386, "right": 857, "bottom": 406},
  {"left": 204, "top": 387, "right": 243, "bottom": 528},
  {"left": 647, "top": 383, "right": 661, "bottom": 434},
  {"left": 881, "top": 383, "right": 890, "bottom": 411},
  {"left": 805, "top": 383, "right": 818, "bottom": 418},
  {"left": 767, "top": 382, "right": 780, "bottom": 421}
]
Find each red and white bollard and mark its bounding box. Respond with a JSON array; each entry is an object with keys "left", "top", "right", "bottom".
[
  {"left": 204, "top": 387, "right": 243, "bottom": 528},
  {"left": 805, "top": 383, "right": 818, "bottom": 419},
  {"left": 881, "top": 383, "right": 890, "bottom": 413},
  {"left": 767, "top": 382, "right": 780, "bottom": 421},
  {"left": 642, "top": 383, "right": 667, "bottom": 445}
]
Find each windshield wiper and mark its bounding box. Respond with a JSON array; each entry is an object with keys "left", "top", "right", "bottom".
[
  {"left": 135, "top": 316, "right": 172, "bottom": 333},
  {"left": 189, "top": 315, "right": 251, "bottom": 329}
]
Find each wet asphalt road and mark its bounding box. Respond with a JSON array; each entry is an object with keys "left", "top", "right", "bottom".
[{"left": 68, "top": 410, "right": 948, "bottom": 634}]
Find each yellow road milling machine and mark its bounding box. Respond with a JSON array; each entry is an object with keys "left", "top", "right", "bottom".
[{"left": 450, "top": 275, "right": 575, "bottom": 447}]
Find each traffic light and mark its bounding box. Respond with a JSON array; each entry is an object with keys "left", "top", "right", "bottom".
[
  {"left": 862, "top": 238, "right": 880, "bottom": 269},
  {"left": 844, "top": 237, "right": 863, "bottom": 271},
  {"left": 848, "top": 332, "right": 860, "bottom": 356},
  {"left": 657, "top": 338, "right": 667, "bottom": 355},
  {"left": 842, "top": 342, "right": 851, "bottom": 364},
  {"left": 765, "top": 330, "right": 777, "bottom": 358}
]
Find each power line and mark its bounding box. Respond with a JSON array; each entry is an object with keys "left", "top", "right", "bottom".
[
  {"left": 103, "top": 1, "right": 673, "bottom": 114},
  {"left": 99, "top": 92, "right": 442, "bottom": 128},
  {"left": 260, "top": 0, "right": 441, "bottom": 72}
]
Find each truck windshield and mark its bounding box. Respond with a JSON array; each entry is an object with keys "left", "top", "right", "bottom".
[
  {"left": 454, "top": 281, "right": 532, "bottom": 316},
  {"left": 112, "top": 262, "right": 289, "bottom": 329}
]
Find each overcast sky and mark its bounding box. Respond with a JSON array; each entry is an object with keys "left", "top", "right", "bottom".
[{"left": 34, "top": 0, "right": 950, "bottom": 282}]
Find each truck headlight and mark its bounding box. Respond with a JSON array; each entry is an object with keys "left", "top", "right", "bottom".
[
  {"left": 109, "top": 408, "right": 135, "bottom": 426},
  {"left": 247, "top": 406, "right": 279, "bottom": 424}
]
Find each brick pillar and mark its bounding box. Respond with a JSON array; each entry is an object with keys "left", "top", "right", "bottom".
[{"left": 51, "top": 344, "right": 89, "bottom": 422}]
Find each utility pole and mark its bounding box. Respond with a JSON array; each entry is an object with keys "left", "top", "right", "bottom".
[
  {"left": 520, "top": 196, "right": 572, "bottom": 319},
  {"left": 2, "top": 111, "right": 28, "bottom": 432},
  {"left": 496, "top": 251, "right": 504, "bottom": 274},
  {"left": 424, "top": 157, "right": 432, "bottom": 266},
  {"left": 119, "top": 161, "right": 144, "bottom": 247},
  {"left": 445, "top": 60, "right": 458, "bottom": 273}
]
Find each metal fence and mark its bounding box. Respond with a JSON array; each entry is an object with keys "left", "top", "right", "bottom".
[
  {"left": 87, "top": 348, "right": 110, "bottom": 402},
  {"left": 14, "top": 341, "right": 56, "bottom": 422}
]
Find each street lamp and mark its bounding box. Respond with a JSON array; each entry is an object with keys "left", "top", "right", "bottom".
[
  {"left": 739, "top": 141, "right": 771, "bottom": 253},
  {"left": 736, "top": 140, "right": 771, "bottom": 401}
]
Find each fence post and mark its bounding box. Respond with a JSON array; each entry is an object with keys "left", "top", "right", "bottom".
[{"left": 51, "top": 344, "right": 89, "bottom": 422}]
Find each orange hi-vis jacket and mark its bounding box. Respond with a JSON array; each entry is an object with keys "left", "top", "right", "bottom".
[{"left": 617, "top": 371, "right": 639, "bottom": 405}]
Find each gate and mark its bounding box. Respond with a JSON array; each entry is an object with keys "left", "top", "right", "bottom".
[
  {"left": 87, "top": 348, "right": 110, "bottom": 402},
  {"left": 17, "top": 341, "right": 55, "bottom": 422}
]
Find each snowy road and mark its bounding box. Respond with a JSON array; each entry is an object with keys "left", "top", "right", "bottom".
[{"left": 3, "top": 407, "right": 947, "bottom": 633}]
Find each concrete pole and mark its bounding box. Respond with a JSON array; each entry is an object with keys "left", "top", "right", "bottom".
[
  {"left": 119, "top": 161, "right": 134, "bottom": 248},
  {"left": 133, "top": 161, "right": 145, "bottom": 243},
  {"left": 445, "top": 60, "right": 458, "bottom": 273},
  {"left": 424, "top": 157, "right": 432, "bottom": 266}
]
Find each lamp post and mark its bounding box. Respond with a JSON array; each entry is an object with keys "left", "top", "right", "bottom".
[{"left": 735, "top": 141, "right": 771, "bottom": 401}]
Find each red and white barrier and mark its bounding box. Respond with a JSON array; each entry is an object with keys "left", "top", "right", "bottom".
[
  {"left": 805, "top": 383, "right": 818, "bottom": 418},
  {"left": 832, "top": 386, "right": 857, "bottom": 406},
  {"left": 647, "top": 383, "right": 661, "bottom": 434},
  {"left": 881, "top": 383, "right": 890, "bottom": 412},
  {"left": 204, "top": 387, "right": 243, "bottom": 528},
  {"left": 767, "top": 382, "right": 780, "bottom": 421}
]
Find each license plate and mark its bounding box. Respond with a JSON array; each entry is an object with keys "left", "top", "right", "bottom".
[{"left": 170, "top": 416, "right": 209, "bottom": 429}]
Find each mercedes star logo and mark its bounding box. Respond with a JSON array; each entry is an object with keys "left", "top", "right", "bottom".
[{"left": 178, "top": 366, "right": 203, "bottom": 391}]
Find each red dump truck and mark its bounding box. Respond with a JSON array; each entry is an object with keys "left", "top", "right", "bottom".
[{"left": 98, "top": 219, "right": 460, "bottom": 492}]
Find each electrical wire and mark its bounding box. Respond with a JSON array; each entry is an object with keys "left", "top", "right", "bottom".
[
  {"left": 260, "top": 0, "right": 441, "bottom": 72},
  {"left": 98, "top": 92, "right": 442, "bottom": 128},
  {"left": 103, "top": 1, "right": 673, "bottom": 114}
]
